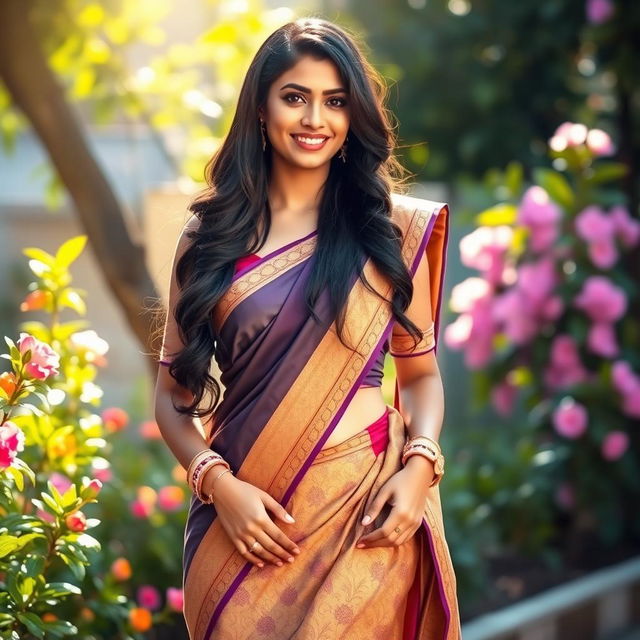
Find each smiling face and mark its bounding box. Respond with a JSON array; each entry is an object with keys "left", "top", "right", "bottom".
[{"left": 259, "top": 55, "right": 350, "bottom": 170}]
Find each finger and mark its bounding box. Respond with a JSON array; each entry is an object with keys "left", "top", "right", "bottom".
[
  {"left": 395, "top": 524, "right": 420, "bottom": 546},
  {"left": 361, "top": 489, "right": 390, "bottom": 526},
  {"left": 244, "top": 534, "right": 286, "bottom": 566},
  {"left": 262, "top": 492, "right": 296, "bottom": 525},
  {"left": 236, "top": 540, "right": 265, "bottom": 568},
  {"left": 254, "top": 528, "right": 296, "bottom": 565},
  {"left": 358, "top": 518, "right": 404, "bottom": 546},
  {"left": 263, "top": 519, "right": 301, "bottom": 557}
]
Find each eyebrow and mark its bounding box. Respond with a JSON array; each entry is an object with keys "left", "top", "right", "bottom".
[{"left": 279, "top": 82, "right": 346, "bottom": 95}]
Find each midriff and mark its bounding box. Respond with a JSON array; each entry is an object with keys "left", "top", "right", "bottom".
[{"left": 320, "top": 386, "right": 387, "bottom": 450}]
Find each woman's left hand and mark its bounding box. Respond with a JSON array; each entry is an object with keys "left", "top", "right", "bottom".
[{"left": 355, "top": 459, "right": 433, "bottom": 549}]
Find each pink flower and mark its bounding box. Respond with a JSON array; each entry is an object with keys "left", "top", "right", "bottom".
[
  {"left": 601, "top": 431, "right": 629, "bottom": 461},
  {"left": 65, "top": 511, "right": 87, "bottom": 532},
  {"left": 622, "top": 394, "right": 640, "bottom": 419},
  {"left": 586, "top": 0, "right": 614, "bottom": 24},
  {"left": 611, "top": 361, "right": 640, "bottom": 395},
  {"left": 459, "top": 226, "right": 513, "bottom": 285},
  {"left": 166, "top": 587, "right": 184, "bottom": 612},
  {"left": 550, "top": 122, "right": 588, "bottom": 151},
  {"left": 517, "top": 187, "right": 561, "bottom": 253},
  {"left": 575, "top": 206, "right": 614, "bottom": 243},
  {"left": 552, "top": 398, "right": 588, "bottom": 439},
  {"left": 574, "top": 206, "right": 618, "bottom": 268},
  {"left": 16, "top": 333, "right": 60, "bottom": 380},
  {"left": 574, "top": 276, "right": 626, "bottom": 323},
  {"left": 0, "top": 421, "right": 26, "bottom": 469},
  {"left": 158, "top": 486, "right": 185, "bottom": 512},
  {"left": 101, "top": 407, "right": 129, "bottom": 433},
  {"left": 544, "top": 335, "right": 588, "bottom": 390},
  {"left": 137, "top": 585, "right": 162, "bottom": 611},
  {"left": 586, "top": 128, "right": 614, "bottom": 156},
  {"left": 139, "top": 420, "right": 163, "bottom": 440},
  {"left": 92, "top": 465, "right": 112, "bottom": 483},
  {"left": 443, "top": 314, "right": 472, "bottom": 350},
  {"left": 450, "top": 278, "right": 492, "bottom": 314},
  {"left": 49, "top": 472, "right": 73, "bottom": 496},
  {"left": 82, "top": 478, "right": 103, "bottom": 499},
  {"left": 587, "top": 322, "right": 619, "bottom": 358},
  {"left": 610, "top": 205, "right": 640, "bottom": 249},
  {"left": 491, "top": 380, "right": 518, "bottom": 417},
  {"left": 130, "top": 499, "right": 154, "bottom": 519}
]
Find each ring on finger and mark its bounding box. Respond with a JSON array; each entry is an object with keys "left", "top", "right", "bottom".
[
  {"left": 249, "top": 540, "right": 260, "bottom": 553},
  {"left": 394, "top": 526, "right": 402, "bottom": 535}
]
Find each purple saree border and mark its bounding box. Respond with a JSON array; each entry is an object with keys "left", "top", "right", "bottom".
[
  {"left": 205, "top": 204, "right": 450, "bottom": 640},
  {"left": 231, "top": 229, "right": 318, "bottom": 283}
]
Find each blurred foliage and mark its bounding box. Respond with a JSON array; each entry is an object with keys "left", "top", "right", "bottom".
[
  {"left": 343, "top": 0, "right": 639, "bottom": 205},
  {"left": 0, "top": 0, "right": 298, "bottom": 196},
  {"left": 0, "top": 236, "right": 188, "bottom": 638}
]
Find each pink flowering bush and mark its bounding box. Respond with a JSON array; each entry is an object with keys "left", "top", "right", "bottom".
[
  {"left": 445, "top": 122, "right": 639, "bottom": 545},
  {"left": 0, "top": 236, "right": 187, "bottom": 638}
]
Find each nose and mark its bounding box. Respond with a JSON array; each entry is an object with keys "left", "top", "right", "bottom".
[{"left": 301, "top": 101, "right": 325, "bottom": 130}]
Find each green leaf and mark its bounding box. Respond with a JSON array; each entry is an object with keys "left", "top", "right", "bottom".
[
  {"left": 587, "top": 162, "right": 628, "bottom": 185},
  {"left": 41, "top": 582, "right": 81, "bottom": 598},
  {"left": 40, "top": 491, "right": 64, "bottom": 516},
  {"left": 3, "top": 466, "right": 24, "bottom": 491},
  {"left": 23, "top": 554, "right": 46, "bottom": 578},
  {"left": 16, "top": 612, "right": 45, "bottom": 638},
  {"left": 55, "top": 236, "right": 87, "bottom": 268},
  {"left": 41, "top": 619, "right": 78, "bottom": 638},
  {"left": 0, "top": 535, "right": 21, "bottom": 559},
  {"left": 58, "top": 552, "right": 86, "bottom": 581},
  {"left": 533, "top": 168, "right": 574, "bottom": 210}
]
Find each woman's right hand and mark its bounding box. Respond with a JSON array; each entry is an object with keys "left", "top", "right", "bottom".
[{"left": 202, "top": 467, "right": 301, "bottom": 568}]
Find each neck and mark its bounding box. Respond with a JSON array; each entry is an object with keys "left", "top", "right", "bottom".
[{"left": 267, "top": 153, "right": 329, "bottom": 220}]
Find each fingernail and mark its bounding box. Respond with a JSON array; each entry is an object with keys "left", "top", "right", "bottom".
[
  {"left": 285, "top": 514, "right": 295, "bottom": 523},
  {"left": 287, "top": 557, "right": 294, "bottom": 563},
  {"left": 361, "top": 515, "right": 371, "bottom": 525},
  {"left": 258, "top": 562, "right": 264, "bottom": 568},
  {"left": 276, "top": 561, "right": 283, "bottom": 567},
  {"left": 292, "top": 548, "right": 301, "bottom": 554},
  {"left": 356, "top": 543, "right": 365, "bottom": 548}
]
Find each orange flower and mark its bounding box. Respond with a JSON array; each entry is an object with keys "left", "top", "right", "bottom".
[
  {"left": 41, "top": 612, "right": 58, "bottom": 622},
  {"left": 139, "top": 420, "right": 162, "bottom": 440},
  {"left": 111, "top": 557, "right": 132, "bottom": 581},
  {"left": 102, "top": 407, "right": 129, "bottom": 433},
  {"left": 0, "top": 372, "right": 18, "bottom": 398},
  {"left": 129, "top": 607, "right": 152, "bottom": 632},
  {"left": 47, "top": 430, "right": 77, "bottom": 459},
  {"left": 20, "top": 289, "right": 51, "bottom": 312},
  {"left": 80, "top": 607, "right": 95, "bottom": 621},
  {"left": 172, "top": 464, "right": 187, "bottom": 484}
]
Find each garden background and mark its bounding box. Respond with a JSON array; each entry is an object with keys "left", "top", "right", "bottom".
[{"left": 0, "top": 0, "right": 638, "bottom": 638}]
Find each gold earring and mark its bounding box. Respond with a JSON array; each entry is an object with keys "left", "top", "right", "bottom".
[
  {"left": 338, "top": 135, "right": 349, "bottom": 163},
  {"left": 260, "top": 119, "right": 267, "bottom": 151}
]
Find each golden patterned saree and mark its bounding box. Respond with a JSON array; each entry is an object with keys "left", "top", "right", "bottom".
[{"left": 182, "top": 193, "right": 461, "bottom": 639}]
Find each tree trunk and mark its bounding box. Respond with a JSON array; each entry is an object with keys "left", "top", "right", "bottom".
[{"left": 0, "top": 0, "right": 162, "bottom": 376}]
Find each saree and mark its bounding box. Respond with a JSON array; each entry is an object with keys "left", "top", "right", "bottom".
[{"left": 182, "top": 193, "right": 462, "bottom": 639}]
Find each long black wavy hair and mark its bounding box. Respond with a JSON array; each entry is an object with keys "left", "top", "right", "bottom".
[{"left": 158, "top": 16, "right": 425, "bottom": 420}]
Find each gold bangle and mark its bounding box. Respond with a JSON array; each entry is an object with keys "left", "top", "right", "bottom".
[{"left": 202, "top": 468, "right": 234, "bottom": 504}]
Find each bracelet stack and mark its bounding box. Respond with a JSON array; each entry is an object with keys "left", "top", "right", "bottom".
[
  {"left": 402, "top": 435, "right": 445, "bottom": 488},
  {"left": 187, "top": 449, "right": 234, "bottom": 504}
]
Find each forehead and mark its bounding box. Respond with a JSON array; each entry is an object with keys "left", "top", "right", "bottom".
[{"left": 271, "top": 56, "right": 344, "bottom": 91}]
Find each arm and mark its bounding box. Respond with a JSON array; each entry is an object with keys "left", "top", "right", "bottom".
[
  {"left": 390, "top": 248, "right": 444, "bottom": 485},
  {"left": 153, "top": 214, "right": 232, "bottom": 488}
]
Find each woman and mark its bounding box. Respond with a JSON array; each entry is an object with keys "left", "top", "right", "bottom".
[{"left": 154, "top": 17, "right": 461, "bottom": 640}]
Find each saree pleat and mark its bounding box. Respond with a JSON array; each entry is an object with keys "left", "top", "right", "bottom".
[{"left": 182, "top": 194, "right": 462, "bottom": 639}]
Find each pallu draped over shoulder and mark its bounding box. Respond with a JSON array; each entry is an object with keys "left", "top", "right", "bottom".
[{"left": 180, "top": 194, "right": 462, "bottom": 639}]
